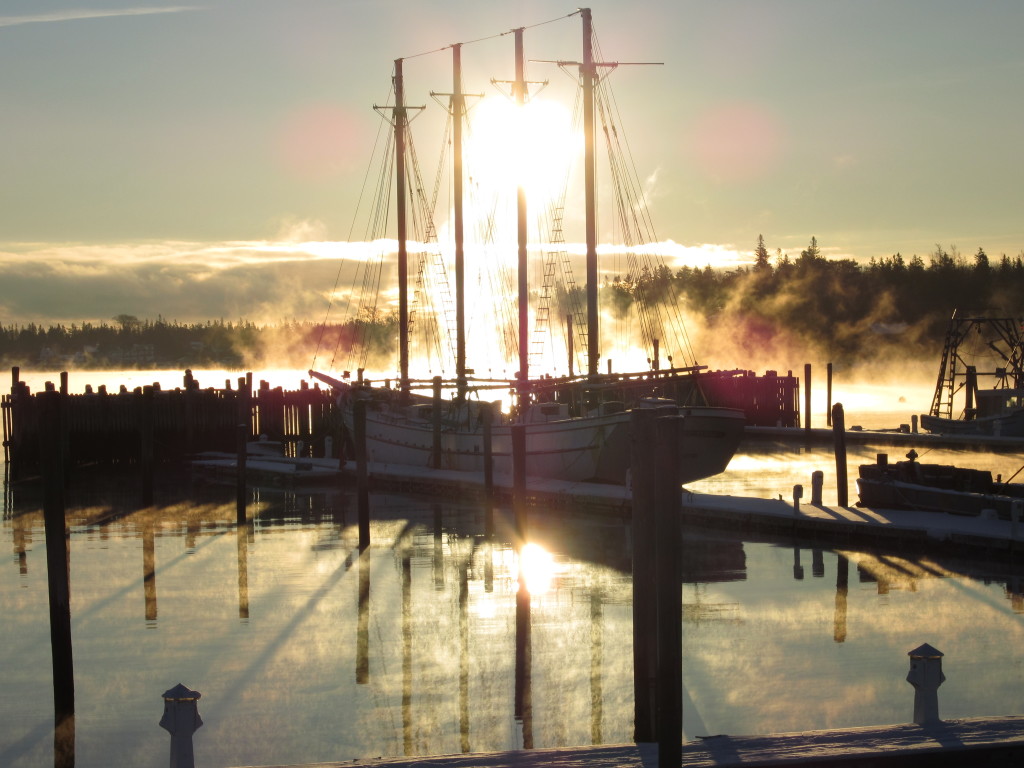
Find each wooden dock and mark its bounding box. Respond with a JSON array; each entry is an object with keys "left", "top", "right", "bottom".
[
  {"left": 233, "top": 716, "right": 1024, "bottom": 767},
  {"left": 189, "top": 446, "right": 1024, "bottom": 559},
  {"left": 2, "top": 368, "right": 337, "bottom": 481}
]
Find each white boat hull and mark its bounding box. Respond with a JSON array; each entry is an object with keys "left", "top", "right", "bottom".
[{"left": 344, "top": 397, "right": 745, "bottom": 485}]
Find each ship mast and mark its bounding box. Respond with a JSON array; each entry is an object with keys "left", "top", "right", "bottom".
[
  {"left": 514, "top": 27, "right": 530, "bottom": 399},
  {"left": 394, "top": 58, "right": 411, "bottom": 399},
  {"left": 375, "top": 59, "right": 424, "bottom": 401},
  {"left": 453, "top": 44, "right": 467, "bottom": 399},
  {"left": 581, "top": 8, "right": 599, "bottom": 378},
  {"left": 541, "top": 8, "right": 661, "bottom": 378}
]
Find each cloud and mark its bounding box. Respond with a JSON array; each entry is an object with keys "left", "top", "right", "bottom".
[
  {"left": 0, "top": 238, "right": 389, "bottom": 325},
  {"left": 0, "top": 6, "right": 200, "bottom": 28}
]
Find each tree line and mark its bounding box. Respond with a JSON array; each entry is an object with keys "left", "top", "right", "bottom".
[
  {"left": 4, "top": 236, "right": 1021, "bottom": 372},
  {"left": 0, "top": 314, "right": 398, "bottom": 371},
  {"left": 605, "top": 237, "right": 1024, "bottom": 366}
]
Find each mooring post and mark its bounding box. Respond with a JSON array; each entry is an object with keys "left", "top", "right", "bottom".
[
  {"left": 236, "top": 422, "right": 247, "bottom": 525},
  {"left": 140, "top": 386, "right": 155, "bottom": 507},
  {"left": 512, "top": 423, "right": 527, "bottom": 541},
  {"left": 354, "top": 399, "right": 370, "bottom": 550},
  {"left": 832, "top": 403, "right": 848, "bottom": 507},
  {"left": 629, "top": 406, "right": 661, "bottom": 743},
  {"left": 826, "top": 362, "right": 833, "bottom": 426},
  {"left": 792, "top": 484, "right": 803, "bottom": 513},
  {"left": 804, "top": 363, "right": 812, "bottom": 432},
  {"left": 432, "top": 375, "right": 442, "bottom": 470},
  {"left": 811, "top": 470, "right": 824, "bottom": 505},
  {"left": 481, "top": 403, "right": 494, "bottom": 539},
  {"left": 907, "top": 644, "right": 945, "bottom": 726},
  {"left": 159, "top": 683, "right": 203, "bottom": 768},
  {"left": 655, "top": 414, "right": 683, "bottom": 767},
  {"left": 41, "top": 390, "right": 75, "bottom": 768}
]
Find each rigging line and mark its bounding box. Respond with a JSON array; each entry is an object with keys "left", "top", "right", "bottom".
[
  {"left": 592, "top": 37, "right": 698, "bottom": 368},
  {"left": 313, "top": 78, "right": 396, "bottom": 372},
  {"left": 401, "top": 10, "right": 580, "bottom": 61}
]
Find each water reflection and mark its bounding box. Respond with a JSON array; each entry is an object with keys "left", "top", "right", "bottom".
[{"left": 3, "top": 473, "right": 1024, "bottom": 767}]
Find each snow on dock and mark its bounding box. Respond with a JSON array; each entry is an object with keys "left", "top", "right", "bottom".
[
  {"left": 192, "top": 450, "right": 1024, "bottom": 554},
  {"left": 234, "top": 716, "right": 1024, "bottom": 767}
]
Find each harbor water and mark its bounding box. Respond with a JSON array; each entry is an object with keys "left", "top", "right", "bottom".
[{"left": 3, "top": 370, "right": 1024, "bottom": 767}]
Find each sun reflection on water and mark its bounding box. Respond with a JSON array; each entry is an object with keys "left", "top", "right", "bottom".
[{"left": 514, "top": 542, "right": 557, "bottom": 596}]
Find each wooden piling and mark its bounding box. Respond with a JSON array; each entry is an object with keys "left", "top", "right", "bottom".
[
  {"left": 236, "top": 422, "right": 247, "bottom": 525},
  {"left": 655, "top": 415, "right": 683, "bottom": 767},
  {"left": 354, "top": 399, "right": 370, "bottom": 551},
  {"left": 630, "top": 405, "right": 670, "bottom": 743},
  {"left": 40, "top": 391, "right": 75, "bottom": 768},
  {"left": 804, "top": 363, "right": 812, "bottom": 432},
  {"left": 826, "top": 362, "right": 833, "bottom": 427},
  {"left": 481, "top": 403, "right": 494, "bottom": 539},
  {"left": 139, "top": 386, "right": 154, "bottom": 506},
  {"left": 432, "top": 375, "right": 442, "bottom": 470},
  {"left": 512, "top": 423, "right": 527, "bottom": 541},
  {"left": 832, "top": 402, "right": 849, "bottom": 507}
]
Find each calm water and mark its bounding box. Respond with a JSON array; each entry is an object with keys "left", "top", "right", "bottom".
[{"left": 4, "top": 370, "right": 1024, "bottom": 767}]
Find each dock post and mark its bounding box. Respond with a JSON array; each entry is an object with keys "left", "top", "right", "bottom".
[
  {"left": 40, "top": 390, "right": 75, "bottom": 768},
  {"left": 804, "top": 363, "right": 812, "bottom": 432},
  {"left": 140, "top": 386, "right": 155, "bottom": 507},
  {"left": 432, "top": 376, "right": 442, "bottom": 470},
  {"left": 826, "top": 362, "right": 833, "bottom": 426},
  {"left": 832, "top": 403, "right": 848, "bottom": 507},
  {"left": 792, "top": 484, "right": 803, "bottom": 513},
  {"left": 811, "top": 470, "right": 823, "bottom": 505},
  {"left": 159, "top": 683, "right": 203, "bottom": 768},
  {"left": 236, "top": 423, "right": 247, "bottom": 525},
  {"left": 481, "top": 403, "right": 494, "bottom": 539},
  {"left": 907, "top": 644, "right": 945, "bottom": 726},
  {"left": 354, "top": 399, "right": 370, "bottom": 551},
  {"left": 655, "top": 414, "right": 683, "bottom": 767},
  {"left": 912, "top": 414, "right": 919, "bottom": 434},
  {"left": 512, "top": 423, "right": 527, "bottom": 541},
  {"left": 629, "top": 406, "right": 663, "bottom": 743}
]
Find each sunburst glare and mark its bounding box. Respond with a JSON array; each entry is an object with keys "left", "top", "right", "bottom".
[{"left": 464, "top": 96, "right": 578, "bottom": 208}]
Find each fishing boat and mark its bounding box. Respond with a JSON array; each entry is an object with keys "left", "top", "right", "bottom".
[
  {"left": 857, "top": 450, "right": 1024, "bottom": 520},
  {"left": 920, "top": 313, "right": 1024, "bottom": 438},
  {"left": 311, "top": 10, "right": 744, "bottom": 485}
]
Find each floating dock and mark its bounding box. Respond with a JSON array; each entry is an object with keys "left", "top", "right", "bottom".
[
  {"left": 234, "top": 715, "right": 1024, "bottom": 767},
  {"left": 191, "top": 449, "right": 1024, "bottom": 556}
]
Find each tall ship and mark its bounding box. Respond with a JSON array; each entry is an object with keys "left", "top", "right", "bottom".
[{"left": 311, "top": 9, "right": 745, "bottom": 484}]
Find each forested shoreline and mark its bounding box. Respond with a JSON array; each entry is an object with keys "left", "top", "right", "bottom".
[
  {"left": 606, "top": 239, "right": 1022, "bottom": 369},
  {"left": 3, "top": 239, "right": 1020, "bottom": 372}
]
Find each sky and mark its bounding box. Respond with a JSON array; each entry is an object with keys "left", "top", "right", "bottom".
[{"left": 2, "top": 0, "right": 1024, "bottom": 326}]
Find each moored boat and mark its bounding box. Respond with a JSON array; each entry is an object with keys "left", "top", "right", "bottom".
[
  {"left": 921, "top": 313, "right": 1024, "bottom": 437},
  {"left": 856, "top": 450, "right": 1024, "bottom": 520},
  {"left": 311, "top": 10, "right": 743, "bottom": 486}
]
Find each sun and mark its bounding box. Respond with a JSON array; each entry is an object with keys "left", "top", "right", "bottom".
[{"left": 463, "top": 95, "right": 579, "bottom": 207}]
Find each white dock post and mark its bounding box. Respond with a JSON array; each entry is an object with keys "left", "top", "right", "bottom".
[
  {"left": 159, "top": 683, "right": 203, "bottom": 768},
  {"left": 906, "top": 644, "right": 944, "bottom": 726}
]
